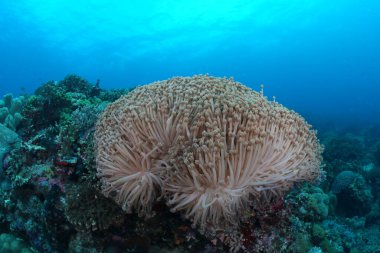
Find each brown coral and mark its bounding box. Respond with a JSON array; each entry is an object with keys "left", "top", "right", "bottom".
[{"left": 95, "top": 75, "right": 322, "bottom": 230}]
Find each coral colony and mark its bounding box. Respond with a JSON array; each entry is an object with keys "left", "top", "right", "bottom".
[
  {"left": 95, "top": 75, "right": 322, "bottom": 232},
  {"left": 0, "top": 75, "right": 379, "bottom": 252}
]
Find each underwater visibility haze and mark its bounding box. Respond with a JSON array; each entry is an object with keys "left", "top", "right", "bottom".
[
  {"left": 0, "top": 1, "right": 380, "bottom": 253},
  {"left": 1, "top": 0, "right": 380, "bottom": 126}
]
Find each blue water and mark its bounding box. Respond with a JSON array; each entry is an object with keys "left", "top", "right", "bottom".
[{"left": 0, "top": 0, "right": 379, "bottom": 127}]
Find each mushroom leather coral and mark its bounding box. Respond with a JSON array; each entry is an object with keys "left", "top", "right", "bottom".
[{"left": 95, "top": 75, "right": 322, "bottom": 230}]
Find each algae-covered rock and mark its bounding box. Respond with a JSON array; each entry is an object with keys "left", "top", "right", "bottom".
[
  {"left": 311, "top": 223, "right": 326, "bottom": 244},
  {"left": 0, "top": 94, "right": 25, "bottom": 130},
  {"left": 0, "top": 123, "right": 21, "bottom": 169},
  {"left": 3, "top": 93, "right": 13, "bottom": 109},
  {"left": 0, "top": 233, "right": 33, "bottom": 253},
  {"left": 0, "top": 107, "right": 8, "bottom": 123},
  {"left": 9, "top": 96, "right": 24, "bottom": 115},
  {"left": 65, "top": 184, "right": 124, "bottom": 232},
  {"left": 291, "top": 232, "right": 313, "bottom": 253}
]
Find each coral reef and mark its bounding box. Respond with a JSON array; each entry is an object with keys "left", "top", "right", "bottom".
[
  {"left": 0, "top": 75, "right": 129, "bottom": 253},
  {"left": 65, "top": 183, "right": 124, "bottom": 232},
  {"left": 0, "top": 74, "right": 379, "bottom": 252},
  {"left": 0, "top": 93, "right": 25, "bottom": 131},
  {"left": 331, "top": 170, "right": 360, "bottom": 194},
  {"left": 288, "top": 184, "right": 330, "bottom": 222},
  {"left": 0, "top": 124, "right": 21, "bottom": 171},
  {"left": 333, "top": 173, "right": 373, "bottom": 217},
  {"left": 323, "top": 134, "right": 364, "bottom": 164}
]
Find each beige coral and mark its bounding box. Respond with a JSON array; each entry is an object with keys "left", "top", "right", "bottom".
[{"left": 95, "top": 75, "right": 322, "bottom": 229}]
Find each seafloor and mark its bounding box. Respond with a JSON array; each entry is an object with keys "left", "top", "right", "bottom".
[{"left": 0, "top": 75, "right": 379, "bottom": 253}]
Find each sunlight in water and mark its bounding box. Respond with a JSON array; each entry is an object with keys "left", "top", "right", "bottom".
[{"left": 7, "top": 0, "right": 321, "bottom": 57}]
